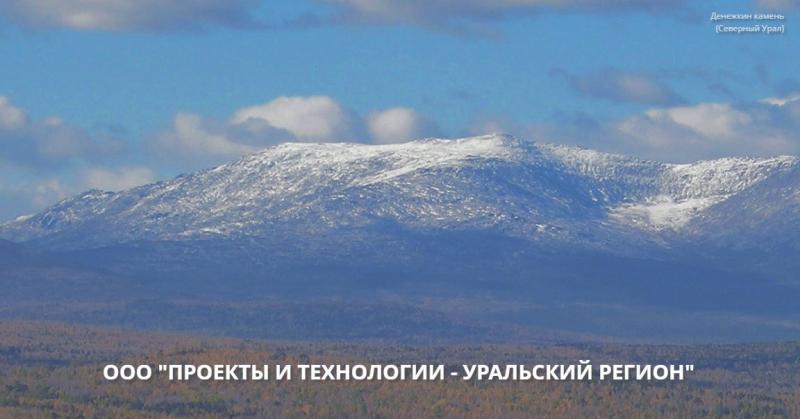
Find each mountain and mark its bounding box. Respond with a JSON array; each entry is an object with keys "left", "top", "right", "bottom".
[
  {"left": 4, "top": 134, "right": 797, "bottom": 249},
  {"left": 1, "top": 134, "right": 799, "bottom": 342}
]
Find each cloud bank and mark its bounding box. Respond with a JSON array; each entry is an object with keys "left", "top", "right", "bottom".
[
  {"left": 477, "top": 94, "right": 800, "bottom": 162},
  {"left": 154, "top": 96, "right": 438, "bottom": 169}
]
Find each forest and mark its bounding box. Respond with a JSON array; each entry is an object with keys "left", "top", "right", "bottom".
[{"left": 1, "top": 320, "right": 799, "bottom": 418}]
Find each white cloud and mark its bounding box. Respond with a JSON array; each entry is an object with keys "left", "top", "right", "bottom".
[
  {"left": 156, "top": 112, "right": 262, "bottom": 160},
  {"left": 367, "top": 107, "right": 439, "bottom": 144},
  {"left": 476, "top": 97, "right": 800, "bottom": 162},
  {"left": 0, "top": 173, "right": 68, "bottom": 220},
  {"left": 759, "top": 94, "right": 800, "bottom": 107},
  {"left": 31, "top": 179, "right": 68, "bottom": 208},
  {"left": 82, "top": 166, "right": 155, "bottom": 191},
  {"left": 0, "top": 95, "right": 124, "bottom": 170},
  {"left": 624, "top": 103, "right": 752, "bottom": 139},
  {"left": 0, "top": 95, "right": 150, "bottom": 220},
  {"left": 1, "top": 0, "right": 261, "bottom": 31},
  {"left": 155, "top": 96, "right": 446, "bottom": 170},
  {"left": 154, "top": 96, "right": 355, "bottom": 168},
  {"left": 611, "top": 101, "right": 800, "bottom": 161},
  {"left": 0, "top": 0, "right": 701, "bottom": 33},
  {"left": 0, "top": 165, "right": 156, "bottom": 221},
  {"left": 0, "top": 166, "right": 156, "bottom": 221},
  {"left": 0, "top": 97, "right": 26, "bottom": 128},
  {"left": 231, "top": 96, "right": 356, "bottom": 142},
  {"left": 154, "top": 96, "right": 361, "bottom": 171}
]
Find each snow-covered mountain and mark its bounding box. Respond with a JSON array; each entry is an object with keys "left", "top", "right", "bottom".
[
  {"left": 2, "top": 134, "right": 797, "bottom": 253},
  {"left": 3, "top": 134, "right": 800, "bottom": 342}
]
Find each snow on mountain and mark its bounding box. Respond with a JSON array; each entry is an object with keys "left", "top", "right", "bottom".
[
  {"left": 684, "top": 162, "right": 800, "bottom": 247},
  {"left": 610, "top": 156, "right": 798, "bottom": 230},
  {"left": 1, "top": 134, "right": 797, "bottom": 250}
]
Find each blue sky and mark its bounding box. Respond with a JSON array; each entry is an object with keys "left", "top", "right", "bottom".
[{"left": 1, "top": 0, "right": 799, "bottom": 220}]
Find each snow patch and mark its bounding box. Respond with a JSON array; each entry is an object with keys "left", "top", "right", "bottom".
[{"left": 610, "top": 195, "right": 723, "bottom": 230}]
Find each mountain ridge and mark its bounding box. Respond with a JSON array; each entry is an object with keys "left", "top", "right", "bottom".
[{"left": 1, "top": 134, "right": 797, "bottom": 251}]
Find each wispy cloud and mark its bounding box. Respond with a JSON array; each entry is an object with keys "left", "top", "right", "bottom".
[
  {"left": 1, "top": 0, "right": 792, "bottom": 33},
  {"left": 0, "top": 0, "right": 263, "bottom": 31},
  {"left": 756, "top": 0, "right": 800, "bottom": 11},
  {"left": 81, "top": 166, "right": 155, "bottom": 191},
  {"left": 552, "top": 68, "right": 685, "bottom": 106},
  {"left": 231, "top": 96, "right": 358, "bottom": 142},
  {"left": 311, "top": 0, "right": 688, "bottom": 27}
]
